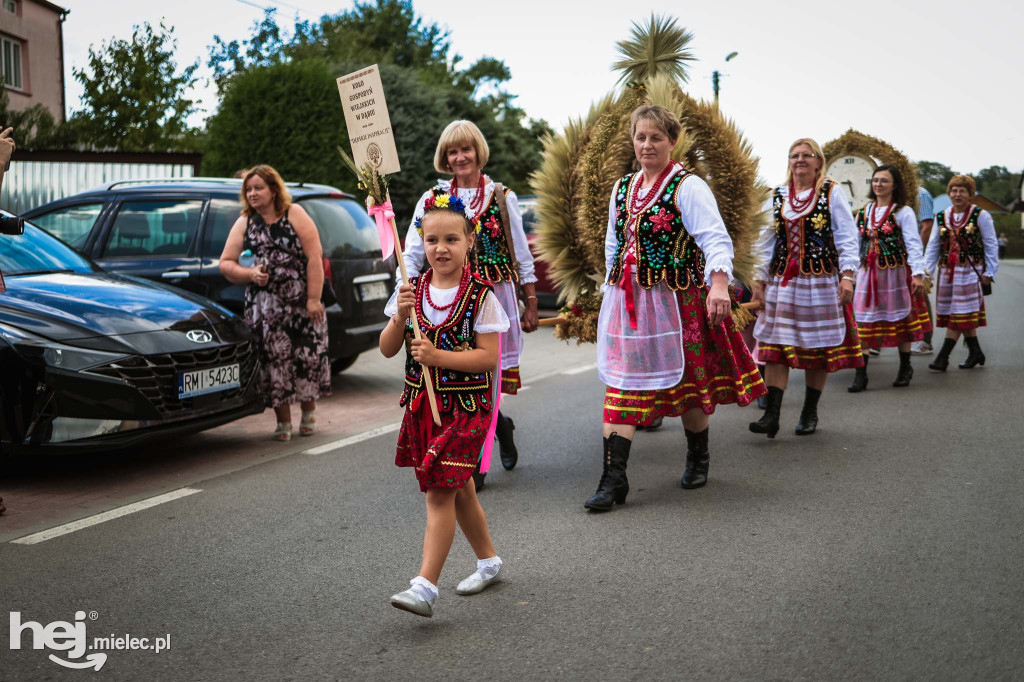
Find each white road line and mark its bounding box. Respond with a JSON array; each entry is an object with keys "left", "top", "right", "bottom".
[
  {"left": 303, "top": 422, "right": 402, "bottom": 456},
  {"left": 562, "top": 362, "right": 598, "bottom": 375},
  {"left": 10, "top": 488, "right": 202, "bottom": 545}
]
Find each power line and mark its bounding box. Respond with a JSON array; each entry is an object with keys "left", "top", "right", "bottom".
[{"left": 233, "top": 0, "right": 318, "bottom": 18}]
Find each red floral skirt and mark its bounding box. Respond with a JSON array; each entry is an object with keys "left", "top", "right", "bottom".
[
  {"left": 758, "top": 303, "right": 865, "bottom": 371},
  {"left": 396, "top": 401, "right": 491, "bottom": 493},
  {"left": 937, "top": 301, "right": 987, "bottom": 331},
  {"left": 501, "top": 367, "right": 521, "bottom": 395},
  {"left": 858, "top": 293, "right": 931, "bottom": 347},
  {"left": 603, "top": 287, "right": 766, "bottom": 425}
]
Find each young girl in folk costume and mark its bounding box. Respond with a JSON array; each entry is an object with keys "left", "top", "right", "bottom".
[
  {"left": 848, "top": 165, "right": 929, "bottom": 392},
  {"left": 380, "top": 193, "right": 510, "bottom": 618},
  {"left": 749, "top": 138, "right": 863, "bottom": 439},
  {"left": 586, "top": 104, "right": 765, "bottom": 512},
  {"left": 402, "top": 120, "right": 539, "bottom": 488},
  {"left": 924, "top": 174, "right": 999, "bottom": 371}
]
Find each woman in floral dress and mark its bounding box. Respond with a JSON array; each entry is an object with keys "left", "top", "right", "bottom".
[{"left": 220, "top": 165, "right": 331, "bottom": 441}]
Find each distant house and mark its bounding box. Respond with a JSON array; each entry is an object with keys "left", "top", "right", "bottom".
[{"left": 0, "top": 0, "right": 68, "bottom": 122}]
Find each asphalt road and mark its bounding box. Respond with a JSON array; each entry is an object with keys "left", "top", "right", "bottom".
[{"left": 3, "top": 263, "right": 1023, "bottom": 681}]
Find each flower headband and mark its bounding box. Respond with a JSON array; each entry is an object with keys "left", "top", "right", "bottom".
[{"left": 414, "top": 190, "right": 477, "bottom": 233}]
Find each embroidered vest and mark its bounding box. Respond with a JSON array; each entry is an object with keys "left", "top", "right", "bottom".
[
  {"left": 937, "top": 207, "right": 986, "bottom": 267},
  {"left": 856, "top": 205, "right": 907, "bottom": 269},
  {"left": 606, "top": 168, "right": 706, "bottom": 290},
  {"left": 400, "top": 274, "right": 495, "bottom": 414},
  {"left": 768, "top": 180, "right": 840, "bottom": 277},
  {"left": 470, "top": 186, "right": 518, "bottom": 284}
]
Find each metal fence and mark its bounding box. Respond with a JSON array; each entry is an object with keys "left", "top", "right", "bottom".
[{"left": 0, "top": 151, "right": 202, "bottom": 215}]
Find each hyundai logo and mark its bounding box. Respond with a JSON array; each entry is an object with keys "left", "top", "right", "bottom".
[{"left": 186, "top": 330, "right": 213, "bottom": 344}]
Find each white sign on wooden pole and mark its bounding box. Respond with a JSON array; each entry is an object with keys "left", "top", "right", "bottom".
[{"left": 336, "top": 64, "right": 401, "bottom": 176}]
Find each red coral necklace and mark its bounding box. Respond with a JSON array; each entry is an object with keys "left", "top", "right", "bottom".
[
  {"left": 450, "top": 174, "right": 486, "bottom": 213},
  {"left": 630, "top": 162, "right": 676, "bottom": 215},
  {"left": 948, "top": 205, "right": 972, "bottom": 229},
  {"left": 869, "top": 202, "right": 896, "bottom": 230},
  {"left": 787, "top": 180, "right": 815, "bottom": 213},
  {"left": 420, "top": 266, "right": 471, "bottom": 313}
]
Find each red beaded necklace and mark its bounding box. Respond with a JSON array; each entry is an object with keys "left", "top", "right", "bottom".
[
  {"left": 948, "top": 205, "right": 973, "bottom": 229},
  {"left": 787, "top": 179, "right": 816, "bottom": 213},
  {"left": 869, "top": 202, "right": 896, "bottom": 230},
  {"left": 630, "top": 162, "right": 677, "bottom": 215},
  {"left": 420, "top": 265, "right": 471, "bottom": 314},
  {"left": 449, "top": 173, "right": 486, "bottom": 213}
]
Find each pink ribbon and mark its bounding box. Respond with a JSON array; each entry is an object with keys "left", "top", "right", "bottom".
[
  {"left": 479, "top": 334, "right": 503, "bottom": 474},
  {"left": 368, "top": 200, "right": 396, "bottom": 261}
]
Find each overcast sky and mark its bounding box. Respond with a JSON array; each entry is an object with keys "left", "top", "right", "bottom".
[{"left": 59, "top": 0, "right": 1023, "bottom": 177}]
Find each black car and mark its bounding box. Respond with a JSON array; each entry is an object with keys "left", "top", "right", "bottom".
[
  {"left": 23, "top": 178, "right": 395, "bottom": 373},
  {"left": 0, "top": 218, "right": 263, "bottom": 454}
]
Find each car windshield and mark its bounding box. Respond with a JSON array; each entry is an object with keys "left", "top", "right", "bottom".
[
  {"left": 299, "top": 197, "right": 382, "bottom": 258},
  {"left": 0, "top": 222, "right": 94, "bottom": 276}
]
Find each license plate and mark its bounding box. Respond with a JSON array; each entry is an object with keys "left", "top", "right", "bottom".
[
  {"left": 360, "top": 281, "right": 388, "bottom": 301},
  {"left": 178, "top": 363, "right": 240, "bottom": 399}
]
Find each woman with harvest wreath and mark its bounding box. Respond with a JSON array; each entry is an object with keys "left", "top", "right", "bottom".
[{"left": 585, "top": 104, "right": 765, "bottom": 512}]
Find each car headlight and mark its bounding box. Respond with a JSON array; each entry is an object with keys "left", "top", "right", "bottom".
[{"left": 0, "top": 326, "right": 129, "bottom": 371}]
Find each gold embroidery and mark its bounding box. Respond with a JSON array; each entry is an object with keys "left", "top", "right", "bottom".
[{"left": 439, "top": 460, "right": 476, "bottom": 468}]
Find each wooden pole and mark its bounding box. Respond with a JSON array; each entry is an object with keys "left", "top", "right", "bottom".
[{"left": 368, "top": 195, "right": 442, "bottom": 426}]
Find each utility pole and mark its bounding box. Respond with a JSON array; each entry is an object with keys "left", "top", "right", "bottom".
[{"left": 713, "top": 51, "right": 739, "bottom": 105}]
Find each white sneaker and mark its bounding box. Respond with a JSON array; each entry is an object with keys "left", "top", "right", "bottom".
[
  {"left": 456, "top": 564, "right": 503, "bottom": 595},
  {"left": 911, "top": 341, "right": 933, "bottom": 355},
  {"left": 868, "top": 347, "right": 881, "bottom": 356}
]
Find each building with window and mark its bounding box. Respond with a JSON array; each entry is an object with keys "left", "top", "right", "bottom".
[{"left": 0, "top": 0, "right": 68, "bottom": 121}]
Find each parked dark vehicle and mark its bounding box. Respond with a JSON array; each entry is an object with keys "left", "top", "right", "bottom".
[
  {"left": 23, "top": 178, "right": 396, "bottom": 373},
  {"left": 0, "top": 217, "right": 263, "bottom": 454}
]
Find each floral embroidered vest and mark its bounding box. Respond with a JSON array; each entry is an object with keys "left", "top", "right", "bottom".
[
  {"left": 606, "top": 168, "right": 706, "bottom": 290},
  {"left": 470, "top": 186, "right": 518, "bottom": 284},
  {"left": 936, "top": 206, "right": 986, "bottom": 267},
  {"left": 400, "top": 274, "right": 495, "bottom": 414},
  {"left": 768, "top": 180, "right": 840, "bottom": 277},
  {"left": 856, "top": 205, "right": 907, "bottom": 269}
]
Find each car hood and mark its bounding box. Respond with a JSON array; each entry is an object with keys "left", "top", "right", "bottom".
[{"left": 0, "top": 272, "right": 244, "bottom": 343}]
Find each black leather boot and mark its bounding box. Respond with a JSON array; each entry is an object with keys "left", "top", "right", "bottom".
[
  {"left": 757, "top": 365, "right": 768, "bottom": 409},
  {"left": 848, "top": 356, "right": 869, "bottom": 392},
  {"left": 584, "top": 433, "right": 631, "bottom": 512},
  {"left": 893, "top": 351, "right": 913, "bottom": 387},
  {"left": 680, "top": 427, "right": 709, "bottom": 489},
  {"left": 495, "top": 411, "right": 518, "bottom": 470},
  {"left": 795, "top": 387, "right": 821, "bottom": 435},
  {"left": 749, "top": 386, "right": 783, "bottom": 439},
  {"left": 958, "top": 336, "right": 986, "bottom": 369},
  {"left": 472, "top": 464, "right": 486, "bottom": 492},
  {"left": 929, "top": 337, "right": 956, "bottom": 371}
]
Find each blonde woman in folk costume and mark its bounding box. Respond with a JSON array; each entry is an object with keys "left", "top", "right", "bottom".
[
  {"left": 749, "top": 138, "right": 863, "bottom": 439},
  {"left": 402, "top": 120, "right": 538, "bottom": 488},
  {"left": 848, "top": 164, "right": 929, "bottom": 392},
  {"left": 586, "top": 104, "right": 765, "bottom": 512},
  {"left": 924, "top": 174, "right": 998, "bottom": 371}
]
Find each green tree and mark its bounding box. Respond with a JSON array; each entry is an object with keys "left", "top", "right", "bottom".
[
  {"left": 205, "top": 1, "right": 551, "bottom": 222},
  {"left": 67, "top": 21, "right": 201, "bottom": 151},
  {"left": 917, "top": 160, "right": 955, "bottom": 197},
  {"left": 0, "top": 88, "right": 60, "bottom": 149}
]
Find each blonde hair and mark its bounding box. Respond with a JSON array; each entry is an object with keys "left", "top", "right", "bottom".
[
  {"left": 240, "top": 165, "right": 292, "bottom": 217},
  {"left": 785, "top": 138, "right": 829, "bottom": 197},
  {"left": 947, "top": 174, "right": 976, "bottom": 197},
  {"left": 629, "top": 104, "right": 682, "bottom": 141},
  {"left": 434, "top": 120, "right": 490, "bottom": 174}
]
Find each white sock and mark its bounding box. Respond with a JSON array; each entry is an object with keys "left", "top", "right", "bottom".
[
  {"left": 409, "top": 576, "right": 438, "bottom": 602},
  {"left": 474, "top": 556, "right": 502, "bottom": 580}
]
